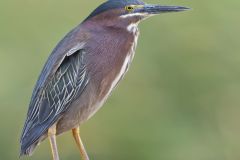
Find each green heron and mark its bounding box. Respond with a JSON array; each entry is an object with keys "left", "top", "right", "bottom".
[{"left": 20, "top": 0, "right": 189, "bottom": 159}]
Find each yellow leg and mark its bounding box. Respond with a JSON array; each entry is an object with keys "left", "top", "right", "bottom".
[
  {"left": 48, "top": 124, "right": 60, "bottom": 160},
  {"left": 72, "top": 127, "right": 89, "bottom": 160}
]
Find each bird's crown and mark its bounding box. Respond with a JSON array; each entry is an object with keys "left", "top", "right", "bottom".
[{"left": 85, "top": 0, "right": 145, "bottom": 21}]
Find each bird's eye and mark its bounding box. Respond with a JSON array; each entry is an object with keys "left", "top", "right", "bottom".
[{"left": 125, "top": 6, "right": 134, "bottom": 11}]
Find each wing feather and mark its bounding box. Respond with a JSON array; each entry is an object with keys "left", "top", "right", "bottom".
[{"left": 20, "top": 40, "right": 89, "bottom": 155}]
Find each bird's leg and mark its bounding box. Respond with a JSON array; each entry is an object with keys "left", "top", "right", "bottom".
[
  {"left": 72, "top": 127, "right": 89, "bottom": 160},
  {"left": 48, "top": 124, "right": 60, "bottom": 160}
]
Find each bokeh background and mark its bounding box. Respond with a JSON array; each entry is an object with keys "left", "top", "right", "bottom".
[{"left": 1, "top": 0, "right": 240, "bottom": 159}]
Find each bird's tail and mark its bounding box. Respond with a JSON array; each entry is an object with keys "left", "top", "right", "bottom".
[
  {"left": 20, "top": 141, "right": 38, "bottom": 157},
  {"left": 20, "top": 124, "right": 48, "bottom": 157}
]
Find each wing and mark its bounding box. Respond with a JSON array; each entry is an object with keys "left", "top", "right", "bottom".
[{"left": 20, "top": 32, "right": 89, "bottom": 155}]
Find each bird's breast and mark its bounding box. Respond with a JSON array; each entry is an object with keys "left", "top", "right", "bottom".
[
  {"left": 97, "top": 28, "right": 139, "bottom": 96},
  {"left": 83, "top": 27, "right": 139, "bottom": 119}
]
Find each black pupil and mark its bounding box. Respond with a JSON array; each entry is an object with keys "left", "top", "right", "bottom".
[{"left": 128, "top": 6, "right": 133, "bottom": 10}]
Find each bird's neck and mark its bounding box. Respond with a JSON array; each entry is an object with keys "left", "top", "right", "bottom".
[
  {"left": 126, "top": 23, "right": 139, "bottom": 34},
  {"left": 83, "top": 18, "right": 140, "bottom": 34},
  {"left": 81, "top": 20, "right": 140, "bottom": 82},
  {"left": 82, "top": 20, "right": 140, "bottom": 54}
]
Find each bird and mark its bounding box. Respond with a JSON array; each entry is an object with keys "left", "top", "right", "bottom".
[{"left": 20, "top": 0, "right": 189, "bottom": 159}]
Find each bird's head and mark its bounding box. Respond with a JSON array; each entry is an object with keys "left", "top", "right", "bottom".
[{"left": 84, "top": 0, "right": 189, "bottom": 31}]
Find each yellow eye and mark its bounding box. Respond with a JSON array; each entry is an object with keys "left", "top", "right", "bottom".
[{"left": 125, "top": 5, "right": 134, "bottom": 11}]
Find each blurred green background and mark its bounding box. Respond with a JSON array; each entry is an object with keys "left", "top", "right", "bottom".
[{"left": 1, "top": 0, "right": 240, "bottom": 159}]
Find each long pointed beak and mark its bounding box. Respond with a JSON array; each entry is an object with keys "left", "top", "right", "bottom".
[{"left": 136, "top": 4, "right": 190, "bottom": 14}]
